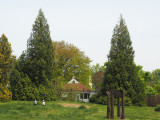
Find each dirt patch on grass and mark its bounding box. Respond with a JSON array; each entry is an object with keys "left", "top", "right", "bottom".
[{"left": 59, "top": 103, "right": 90, "bottom": 108}]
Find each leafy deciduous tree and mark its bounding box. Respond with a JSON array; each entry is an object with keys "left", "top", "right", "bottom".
[{"left": 53, "top": 41, "right": 91, "bottom": 87}]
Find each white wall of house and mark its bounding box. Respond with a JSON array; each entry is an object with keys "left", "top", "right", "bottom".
[{"left": 62, "top": 92, "right": 91, "bottom": 103}]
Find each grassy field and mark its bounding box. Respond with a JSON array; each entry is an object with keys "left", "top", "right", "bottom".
[{"left": 0, "top": 101, "right": 159, "bottom": 120}]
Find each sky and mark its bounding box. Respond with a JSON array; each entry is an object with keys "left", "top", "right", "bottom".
[{"left": 0, "top": 0, "right": 160, "bottom": 72}]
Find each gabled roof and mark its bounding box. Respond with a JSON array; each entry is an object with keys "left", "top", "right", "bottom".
[
  {"left": 63, "top": 77, "right": 91, "bottom": 92},
  {"left": 63, "top": 83, "right": 91, "bottom": 92}
]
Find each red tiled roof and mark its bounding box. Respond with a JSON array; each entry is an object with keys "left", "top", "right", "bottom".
[{"left": 63, "top": 83, "right": 91, "bottom": 92}]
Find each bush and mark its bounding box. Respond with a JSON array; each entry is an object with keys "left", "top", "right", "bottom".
[
  {"left": 10, "top": 69, "right": 57, "bottom": 101},
  {"left": 124, "top": 97, "right": 132, "bottom": 106},
  {"left": 98, "top": 96, "right": 107, "bottom": 105},
  {"left": 146, "top": 95, "right": 160, "bottom": 107},
  {"left": 89, "top": 94, "right": 97, "bottom": 103},
  {"left": 90, "top": 94, "right": 132, "bottom": 106},
  {"left": 66, "top": 93, "right": 75, "bottom": 101},
  {"left": 0, "top": 84, "right": 12, "bottom": 102},
  {"left": 155, "top": 105, "right": 160, "bottom": 111}
]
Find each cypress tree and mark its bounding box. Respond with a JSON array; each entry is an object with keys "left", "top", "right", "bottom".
[
  {"left": 25, "top": 9, "right": 54, "bottom": 87},
  {"left": 9, "top": 9, "right": 57, "bottom": 101},
  {"left": 102, "top": 15, "right": 145, "bottom": 105}
]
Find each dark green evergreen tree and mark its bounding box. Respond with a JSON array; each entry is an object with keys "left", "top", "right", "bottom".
[
  {"left": 102, "top": 15, "right": 146, "bottom": 106},
  {"left": 10, "top": 9, "right": 56, "bottom": 101},
  {"left": 25, "top": 9, "right": 54, "bottom": 87}
]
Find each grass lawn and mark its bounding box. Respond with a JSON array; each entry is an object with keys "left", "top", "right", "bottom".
[{"left": 0, "top": 101, "right": 159, "bottom": 120}]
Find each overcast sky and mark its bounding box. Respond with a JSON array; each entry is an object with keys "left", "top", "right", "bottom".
[{"left": 1, "top": 0, "right": 160, "bottom": 72}]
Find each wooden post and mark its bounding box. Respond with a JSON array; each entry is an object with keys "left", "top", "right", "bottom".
[
  {"left": 106, "top": 91, "right": 110, "bottom": 119},
  {"left": 121, "top": 90, "right": 125, "bottom": 119},
  {"left": 110, "top": 90, "right": 114, "bottom": 119},
  {"left": 83, "top": 88, "right": 84, "bottom": 102},
  {"left": 117, "top": 90, "right": 121, "bottom": 117}
]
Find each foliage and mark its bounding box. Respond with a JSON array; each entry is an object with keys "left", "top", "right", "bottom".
[
  {"left": 154, "top": 81, "right": 160, "bottom": 93},
  {"left": 9, "top": 9, "right": 57, "bottom": 101},
  {"left": 101, "top": 15, "right": 146, "bottom": 106},
  {"left": 91, "top": 63, "right": 105, "bottom": 92},
  {"left": 10, "top": 69, "right": 57, "bottom": 101},
  {"left": 66, "top": 93, "right": 75, "bottom": 101},
  {"left": 0, "top": 34, "right": 15, "bottom": 81},
  {"left": 89, "top": 94, "right": 132, "bottom": 106},
  {"left": 9, "top": 69, "right": 38, "bottom": 100},
  {"left": 97, "top": 96, "right": 107, "bottom": 105},
  {"left": 25, "top": 9, "right": 54, "bottom": 87},
  {"left": 144, "top": 71, "right": 152, "bottom": 84},
  {"left": 151, "top": 69, "right": 160, "bottom": 93},
  {"left": 124, "top": 97, "right": 132, "bottom": 106},
  {"left": 92, "top": 71, "right": 104, "bottom": 93},
  {"left": 38, "top": 84, "right": 57, "bottom": 101},
  {"left": 145, "top": 86, "right": 158, "bottom": 97},
  {"left": 134, "top": 66, "right": 159, "bottom": 98},
  {"left": 152, "top": 69, "right": 160, "bottom": 85},
  {"left": 53, "top": 41, "right": 91, "bottom": 87},
  {"left": 89, "top": 94, "right": 98, "bottom": 103},
  {"left": 0, "top": 84, "right": 12, "bottom": 102},
  {"left": 155, "top": 104, "right": 160, "bottom": 112},
  {"left": 0, "top": 34, "right": 15, "bottom": 102},
  {"left": 90, "top": 63, "right": 105, "bottom": 74}
]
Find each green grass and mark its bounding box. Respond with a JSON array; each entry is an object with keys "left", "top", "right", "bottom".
[{"left": 0, "top": 101, "right": 159, "bottom": 120}]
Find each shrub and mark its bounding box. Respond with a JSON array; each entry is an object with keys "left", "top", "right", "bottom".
[
  {"left": 0, "top": 84, "right": 12, "bottom": 102},
  {"left": 66, "top": 93, "right": 75, "bottom": 101},
  {"left": 89, "top": 94, "right": 97, "bottom": 103},
  {"left": 146, "top": 95, "right": 160, "bottom": 107},
  {"left": 124, "top": 97, "right": 132, "bottom": 106},
  {"left": 98, "top": 96, "right": 107, "bottom": 105},
  {"left": 155, "top": 105, "right": 160, "bottom": 111},
  {"left": 89, "top": 94, "right": 133, "bottom": 106}
]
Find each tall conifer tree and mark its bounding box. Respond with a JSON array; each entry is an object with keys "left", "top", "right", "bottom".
[
  {"left": 0, "top": 34, "right": 15, "bottom": 101},
  {"left": 25, "top": 9, "right": 54, "bottom": 87},
  {"left": 0, "top": 34, "right": 15, "bottom": 85},
  {"left": 102, "top": 15, "right": 145, "bottom": 105},
  {"left": 9, "top": 9, "right": 57, "bottom": 100}
]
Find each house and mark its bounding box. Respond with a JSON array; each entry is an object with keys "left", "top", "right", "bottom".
[{"left": 62, "top": 77, "right": 91, "bottom": 102}]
